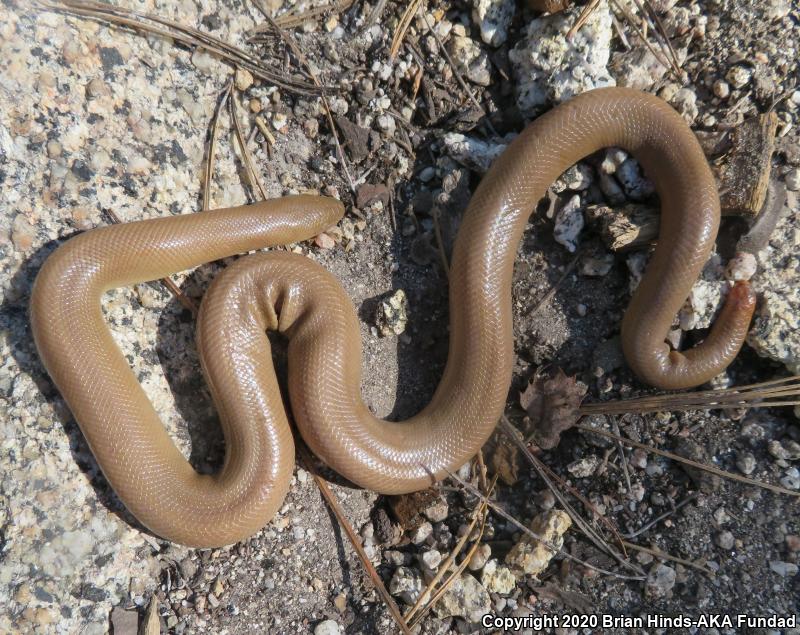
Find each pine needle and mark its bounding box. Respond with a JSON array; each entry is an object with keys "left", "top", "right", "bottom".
[
  {"left": 573, "top": 423, "right": 800, "bottom": 498},
  {"left": 580, "top": 375, "right": 800, "bottom": 416},
  {"left": 296, "top": 444, "right": 411, "bottom": 635},
  {"left": 203, "top": 81, "right": 233, "bottom": 212},
  {"left": 40, "top": 0, "right": 322, "bottom": 94}
]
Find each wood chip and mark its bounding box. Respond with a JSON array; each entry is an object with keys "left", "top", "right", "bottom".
[{"left": 712, "top": 112, "right": 778, "bottom": 216}]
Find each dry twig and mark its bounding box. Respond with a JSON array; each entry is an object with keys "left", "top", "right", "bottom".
[
  {"left": 573, "top": 423, "right": 800, "bottom": 498},
  {"left": 447, "top": 471, "right": 645, "bottom": 581},
  {"left": 229, "top": 90, "right": 269, "bottom": 201},
  {"left": 203, "top": 81, "right": 233, "bottom": 212},
  {"left": 580, "top": 375, "right": 800, "bottom": 416},
  {"left": 297, "top": 445, "right": 411, "bottom": 635},
  {"left": 42, "top": 0, "right": 322, "bottom": 94}
]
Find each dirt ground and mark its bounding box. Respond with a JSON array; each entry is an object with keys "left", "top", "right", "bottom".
[{"left": 1, "top": 0, "right": 799, "bottom": 633}]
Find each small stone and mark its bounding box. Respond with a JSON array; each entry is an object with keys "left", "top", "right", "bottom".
[
  {"left": 725, "top": 65, "right": 752, "bottom": 89},
  {"left": 616, "top": 157, "right": 655, "bottom": 200},
  {"left": 110, "top": 607, "right": 139, "bottom": 635},
  {"left": 420, "top": 549, "right": 442, "bottom": 571},
  {"left": 567, "top": 455, "right": 600, "bottom": 478},
  {"left": 785, "top": 168, "right": 800, "bottom": 192},
  {"left": 630, "top": 448, "right": 648, "bottom": 469},
  {"left": 726, "top": 252, "right": 757, "bottom": 281},
  {"left": 314, "top": 233, "right": 336, "bottom": 250},
  {"left": 481, "top": 559, "right": 517, "bottom": 595},
  {"left": 389, "top": 566, "right": 424, "bottom": 604},
  {"left": 235, "top": 68, "right": 254, "bottom": 91},
  {"left": 333, "top": 592, "right": 347, "bottom": 612},
  {"left": 314, "top": 619, "right": 341, "bottom": 635},
  {"left": 410, "top": 521, "right": 433, "bottom": 545},
  {"left": 472, "top": 0, "right": 515, "bottom": 46},
  {"left": 670, "top": 87, "right": 698, "bottom": 124},
  {"left": 505, "top": 509, "right": 571, "bottom": 576},
  {"left": 769, "top": 561, "right": 799, "bottom": 577},
  {"left": 432, "top": 573, "right": 491, "bottom": 623},
  {"left": 713, "top": 79, "right": 730, "bottom": 99},
  {"left": 714, "top": 531, "right": 735, "bottom": 550},
  {"left": 768, "top": 440, "right": 800, "bottom": 461},
  {"left": 422, "top": 496, "right": 449, "bottom": 523},
  {"left": 447, "top": 35, "right": 492, "bottom": 86},
  {"left": 780, "top": 468, "right": 800, "bottom": 490},
  {"left": 272, "top": 112, "right": 288, "bottom": 131},
  {"left": 560, "top": 163, "right": 594, "bottom": 191},
  {"left": 736, "top": 452, "right": 757, "bottom": 475},
  {"left": 600, "top": 148, "right": 628, "bottom": 174},
  {"left": 553, "top": 194, "right": 584, "bottom": 253},
  {"left": 645, "top": 563, "right": 676, "bottom": 599},
  {"left": 580, "top": 252, "right": 614, "bottom": 277},
  {"left": 375, "top": 289, "right": 408, "bottom": 337},
  {"left": 179, "top": 557, "right": 197, "bottom": 581},
  {"left": 207, "top": 593, "right": 220, "bottom": 608},
  {"left": 785, "top": 535, "right": 800, "bottom": 552},
  {"left": 468, "top": 544, "right": 492, "bottom": 571}
]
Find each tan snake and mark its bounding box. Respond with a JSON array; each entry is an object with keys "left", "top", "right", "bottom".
[{"left": 30, "top": 88, "right": 757, "bottom": 547}]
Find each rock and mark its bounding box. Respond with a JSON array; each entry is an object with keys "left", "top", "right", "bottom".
[
  {"left": 768, "top": 439, "right": 800, "bottom": 461},
  {"left": 714, "top": 531, "right": 735, "bottom": 550},
  {"left": 781, "top": 468, "right": 800, "bottom": 490},
  {"left": 422, "top": 497, "right": 449, "bottom": 523},
  {"left": 669, "top": 87, "right": 699, "bottom": 124},
  {"left": 432, "top": 574, "right": 491, "bottom": 623},
  {"left": 410, "top": 522, "right": 433, "bottom": 545},
  {"left": 566, "top": 455, "right": 600, "bottom": 477},
  {"left": 375, "top": 289, "right": 408, "bottom": 337},
  {"left": 645, "top": 564, "right": 676, "bottom": 599},
  {"left": 580, "top": 252, "right": 614, "bottom": 277},
  {"left": 769, "top": 561, "right": 799, "bottom": 577},
  {"left": 736, "top": 452, "right": 757, "bottom": 475},
  {"left": 179, "top": 557, "right": 197, "bottom": 581},
  {"left": 600, "top": 148, "right": 628, "bottom": 174},
  {"left": 468, "top": 544, "right": 492, "bottom": 571},
  {"left": 234, "top": 68, "right": 254, "bottom": 91},
  {"left": 505, "top": 509, "right": 572, "bottom": 576},
  {"left": 442, "top": 133, "right": 511, "bottom": 173},
  {"left": 630, "top": 448, "right": 648, "bottom": 470},
  {"left": 110, "top": 607, "right": 139, "bottom": 635},
  {"left": 553, "top": 194, "right": 584, "bottom": 252},
  {"left": 726, "top": 65, "right": 752, "bottom": 89},
  {"left": 447, "top": 35, "right": 492, "bottom": 86},
  {"left": 481, "top": 559, "right": 517, "bottom": 594},
  {"left": 314, "top": 619, "right": 341, "bottom": 635},
  {"left": 314, "top": 233, "right": 336, "bottom": 250},
  {"left": 616, "top": 157, "right": 655, "bottom": 200},
  {"left": 610, "top": 47, "right": 670, "bottom": 90},
  {"left": 558, "top": 163, "right": 594, "bottom": 191},
  {"left": 389, "top": 567, "right": 424, "bottom": 604},
  {"left": 785, "top": 168, "right": 800, "bottom": 191},
  {"left": 420, "top": 549, "right": 442, "bottom": 572},
  {"left": 713, "top": 79, "right": 730, "bottom": 99},
  {"left": 385, "top": 550, "right": 408, "bottom": 567},
  {"left": 509, "top": 3, "right": 614, "bottom": 116},
  {"left": 472, "top": 0, "right": 515, "bottom": 46},
  {"left": 726, "top": 252, "right": 757, "bottom": 281}
]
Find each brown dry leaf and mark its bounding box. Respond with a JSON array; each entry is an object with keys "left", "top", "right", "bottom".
[
  {"left": 481, "top": 428, "right": 522, "bottom": 485},
  {"left": 520, "top": 368, "right": 587, "bottom": 450}
]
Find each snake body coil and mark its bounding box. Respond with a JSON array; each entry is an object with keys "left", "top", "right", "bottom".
[{"left": 31, "top": 88, "right": 756, "bottom": 547}]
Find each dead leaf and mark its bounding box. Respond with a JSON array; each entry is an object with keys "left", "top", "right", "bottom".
[{"left": 520, "top": 368, "right": 586, "bottom": 450}]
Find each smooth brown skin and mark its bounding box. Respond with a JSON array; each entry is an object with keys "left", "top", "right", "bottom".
[{"left": 30, "top": 88, "right": 756, "bottom": 547}]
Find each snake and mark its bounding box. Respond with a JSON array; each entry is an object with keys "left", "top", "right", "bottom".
[{"left": 30, "top": 87, "right": 757, "bottom": 548}]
